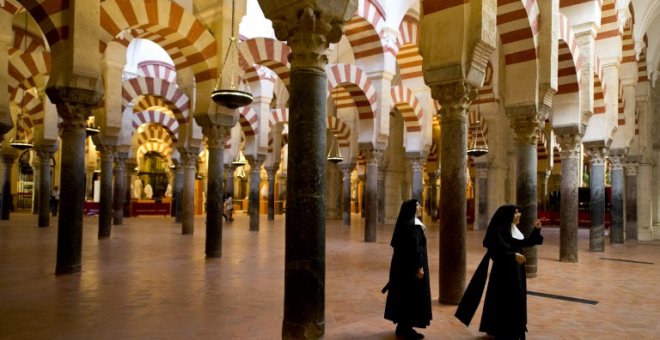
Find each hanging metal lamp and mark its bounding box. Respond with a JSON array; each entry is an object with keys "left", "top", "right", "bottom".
[
  {"left": 232, "top": 149, "right": 247, "bottom": 166},
  {"left": 466, "top": 119, "right": 488, "bottom": 157},
  {"left": 327, "top": 137, "right": 343, "bottom": 163},
  {"left": 211, "top": 0, "right": 252, "bottom": 109}
]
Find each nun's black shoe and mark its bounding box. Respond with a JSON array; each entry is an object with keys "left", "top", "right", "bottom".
[{"left": 395, "top": 327, "right": 424, "bottom": 339}]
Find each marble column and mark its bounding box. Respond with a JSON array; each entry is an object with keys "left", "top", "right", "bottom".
[
  {"left": 1, "top": 154, "right": 16, "bottom": 220},
  {"left": 248, "top": 157, "right": 264, "bottom": 231},
  {"left": 538, "top": 170, "right": 551, "bottom": 210},
  {"left": 474, "top": 161, "right": 488, "bottom": 230},
  {"left": 85, "top": 167, "right": 95, "bottom": 200},
  {"left": 98, "top": 146, "right": 115, "bottom": 239},
  {"left": 266, "top": 165, "right": 278, "bottom": 221},
  {"left": 174, "top": 164, "right": 184, "bottom": 223},
  {"left": 434, "top": 81, "right": 474, "bottom": 304},
  {"left": 124, "top": 158, "right": 136, "bottom": 217},
  {"left": 587, "top": 147, "right": 607, "bottom": 251},
  {"left": 113, "top": 154, "right": 127, "bottom": 225},
  {"left": 409, "top": 156, "right": 424, "bottom": 204},
  {"left": 638, "top": 160, "right": 653, "bottom": 240},
  {"left": 358, "top": 175, "right": 365, "bottom": 218},
  {"left": 624, "top": 161, "right": 638, "bottom": 240},
  {"left": 557, "top": 133, "right": 581, "bottom": 262},
  {"left": 362, "top": 147, "right": 382, "bottom": 242},
  {"left": 36, "top": 147, "right": 56, "bottom": 227},
  {"left": 204, "top": 126, "right": 228, "bottom": 258},
  {"left": 428, "top": 171, "right": 438, "bottom": 222},
  {"left": 48, "top": 87, "right": 99, "bottom": 275},
  {"left": 609, "top": 154, "right": 624, "bottom": 244},
  {"left": 338, "top": 164, "right": 353, "bottom": 225},
  {"left": 377, "top": 165, "right": 385, "bottom": 225},
  {"left": 225, "top": 164, "right": 235, "bottom": 199},
  {"left": 509, "top": 106, "right": 542, "bottom": 278},
  {"left": 31, "top": 158, "right": 40, "bottom": 215},
  {"left": 258, "top": 4, "right": 355, "bottom": 337},
  {"left": 181, "top": 150, "right": 198, "bottom": 235}
]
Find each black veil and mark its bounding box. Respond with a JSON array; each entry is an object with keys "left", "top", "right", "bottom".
[
  {"left": 482, "top": 204, "right": 518, "bottom": 249},
  {"left": 390, "top": 199, "right": 418, "bottom": 247}
]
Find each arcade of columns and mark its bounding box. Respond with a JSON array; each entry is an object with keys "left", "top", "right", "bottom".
[{"left": 1, "top": 0, "right": 659, "bottom": 338}]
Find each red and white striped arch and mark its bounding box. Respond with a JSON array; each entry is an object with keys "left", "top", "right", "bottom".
[
  {"left": 13, "top": 90, "right": 44, "bottom": 126},
  {"left": 8, "top": 51, "right": 50, "bottom": 101},
  {"left": 593, "top": 76, "right": 605, "bottom": 115},
  {"left": 21, "top": 1, "right": 70, "bottom": 48},
  {"left": 638, "top": 40, "right": 648, "bottom": 83},
  {"left": 134, "top": 95, "right": 175, "bottom": 118},
  {"left": 137, "top": 60, "right": 178, "bottom": 84},
  {"left": 1, "top": 1, "right": 21, "bottom": 15},
  {"left": 9, "top": 25, "right": 46, "bottom": 58},
  {"left": 269, "top": 108, "right": 289, "bottom": 128},
  {"left": 536, "top": 129, "right": 549, "bottom": 160},
  {"left": 326, "top": 64, "right": 377, "bottom": 121},
  {"left": 344, "top": 0, "right": 387, "bottom": 60},
  {"left": 617, "top": 97, "right": 625, "bottom": 126},
  {"left": 472, "top": 62, "right": 496, "bottom": 105},
  {"left": 621, "top": 24, "right": 635, "bottom": 65},
  {"left": 137, "top": 140, "right": 174, "bottom": 160},
  {"left": 497, "top": 0, "right": 540, "bottom": 66},
  {"left": 397, "top": 14, "right": 422, "bottom": 81},
  {"left": 390, "top": 85, "right": 423, "bottom": 132},
  {"left": 596, "top": 0, "right": 620, "bottom": 41},
  {"left": 122, "top": 77, "right": 190, "bottom": 123},
  {"left": 132, "top": 110, "right": 179, "bottom": 139},
  {"left": 240, "top": 38, "right": 291, "bottom": 89},
  {"left": 238, "top": 106, "right": 258, "bottom": 137},
  {"left": 426, "top": 143, "right": 438, "bottom": 163},
  {"left": 327, "top": 116, "right": 351, "bottom": 147},
  {"left": 136, "top": 123, "right": 176, "bottom": 147},
  {"left": 557, "top": 13, "right": 582, "bottom": 95},
  {"left": 99, "top": 0, "right": 216, "bottom": 84}
]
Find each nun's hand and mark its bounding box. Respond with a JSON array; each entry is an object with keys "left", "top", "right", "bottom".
[
  {"left": 533, "top": 219, "right": 543, "bottom": 229},
  {"left": 416, "top": 267, "right": 424, "bottom": 279},
  {"left": 515, "top": 253, "right": 526, "bottom": 265}
]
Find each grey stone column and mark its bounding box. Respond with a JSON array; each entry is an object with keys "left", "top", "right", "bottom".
[
  {"left": 203, "top": 126, "right": 228, "bottom": 258},
  {"left": 362, "top": 147, "right": 382, "bottom": 242},
  {"left": 338, "top": 164, "right": 353, "bottom": 225},
  {"left": 358, "top": 174, "right": 365, "bottom": 218},
  {"left": 637, "top": 160, "right": 652, "bottom": 240},
  {"left": 225, "top": 164, "right": 235, "bottom": 199},
  {"left": 181, "top": 150, "right": 198, "bottom": 235},
  {"left": 36, "top": 147, "right": 56, "bottom": 227},
  {"left": 266, "top": 165, "right": 278, "bottom": 220},
  {"left": 428, "top": 171, "right": 438, "bottom": 222},
  {"left": 173, "top": 164, "right": 184, "bottom": 223},
  {"left": 113, "top": 154, "right": 127, "bottom": 225},
  {"left": 624, "top": 161, "right": 638, "bottom": 240},
  {"left": 587, "top": 147, "right": 607, "bottom": 251},
  {"left": 47, "top": 87, "right": 100, "bottom": 275},
  {"left": 258, "top": 4, "right": 356, "bottom": 337},
  {"left": 31, "top": 158, "right": 40, "bottom": 215},
  {"left": 509, "top": 106, "right": 543, "bottom": 278},
  {"left": 124, "top": 158, "right": 136, "bottom": 217},
  {"left": 97, "top": 146, "right": 115, "bottom": 239},
  {"left": 434, "top": 81, "right": 474, "bottom": 304},
  {"left": 409, "top": 156, "right": 424, "bottom": 203},
  {"left": 1, "top": 154, "right": 16, "bottom": 220},
  {"left": 475, "top": 161, "right": 488, "bottom": 230},
  {"left": 609, "top": 154, "right": 625, "bottom": 244},
  {"left": 85, "top": 168, "right": 95, "bottom": 200},
  {"left": 377, "top": 164, "right": 385, "bottom": 224},
  {"left": 248, "top": 157, "right": 264, "bottom": 231},
  {"left": 557, "top": 133, "right": 581, "bottom": 262},
  {"left": 539, "top": 169, "right": 551, "bottom": 210}
]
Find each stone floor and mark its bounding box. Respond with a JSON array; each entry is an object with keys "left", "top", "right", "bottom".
[{"left": 1, "top": 211, "right": 659, "bottom": 339}]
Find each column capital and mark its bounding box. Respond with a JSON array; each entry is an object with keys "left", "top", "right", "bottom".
[
  {"left": 586, "top": 147, "right": 608, "bottom": 165},
  {"left": 432, "top": 81, "right": 477, "bottom": 121},
  {"left": 475, "top": 164, "right": 488, "bottom": 178},
  {"left": 624, "top": 161, "right": 638, "bottom": 176},
  {"left": 1, "top": 153, "right": 17, "bottom": 164},
  {"left": 202, "top": 125, "right": 230, "bottom": 149},
  {"left": 46, "top": 87, "right": 101, "bottom": 130},
  {"left": 261, "top": 2, "right": 357, "bottom": 70},
  {"left": 407, "top": 156, "right": 424, "bottom": 172},
  {"left": 360, "top": 146, "right": 384, "bottom": 167},
  {"left": 506, "top": 105, "right": 543, "bottom": 146},
  {"left": 556, "top": 133, "right": 582, "bottom": 160},
  {"left": 609, "top": 155, "right": 624, "bottom": 170}
]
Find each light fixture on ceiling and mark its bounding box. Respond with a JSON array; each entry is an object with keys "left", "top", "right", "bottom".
[
  {"left": 232, "top": 149, "right": 247, "bottom": 166},
  {"left": 327, "top": 45, "right": 343, "bottom": 164},
  {"left": 211, "top": 0, "right": 253, "bottom": 109}
]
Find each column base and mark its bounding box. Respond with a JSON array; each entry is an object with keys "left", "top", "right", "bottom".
[{"left": 56, "top": 264, "right": 81, "bottom": 275}]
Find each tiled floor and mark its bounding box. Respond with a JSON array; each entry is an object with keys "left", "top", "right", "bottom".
[{"left": 1, "top": 211, "right": 659, "bottom": 339}]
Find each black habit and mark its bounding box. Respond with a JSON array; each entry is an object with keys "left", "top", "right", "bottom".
[
  {"left": 383, "top": 199, "right": 432, "bottom": 328},
  {"left": 455, "top": 204, "right": 543, "bottom": 339}
]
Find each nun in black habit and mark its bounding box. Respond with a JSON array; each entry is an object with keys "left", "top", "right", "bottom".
[
  {"left": 455, "top": 204, "right": 543, "bottom": 339},
  {"left": 383, "top": 199, "right": 432, "bottom": 339}
]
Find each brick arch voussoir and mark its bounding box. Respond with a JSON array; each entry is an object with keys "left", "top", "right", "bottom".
[{"left": 122, "top": 77, "right": 190, "bottom": 123}]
